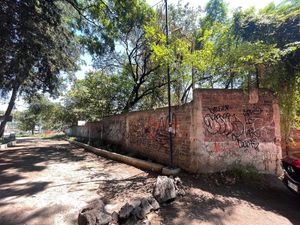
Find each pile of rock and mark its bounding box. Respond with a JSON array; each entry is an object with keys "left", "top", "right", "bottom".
[
  {"left": 78, "top": 199, "right": 112, "bottom": 225},
  {"left": 78, "top": 176, "right": 184, "bottom": 225},
  {"left": 117, "top": 197, "right": 160, "bottom": 225}
]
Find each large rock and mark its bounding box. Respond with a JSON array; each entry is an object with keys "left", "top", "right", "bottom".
[
  {"left": 118, "top": 202, "right": 135, "bottom": 221},
  {"left": 118, "top": 197, "right": 160, "bottom": 224},
  {"left": 140, "top": 198, "right": 152, "bottom": 216},
  {"left": 78, "top": 199, "right": 112, "bottom": 225},
  {"left": 153, "top": 176, "right": 176, "bottom": 203},
  {"left": 147, "top": 197, "right": 160, "bottom": 210}
]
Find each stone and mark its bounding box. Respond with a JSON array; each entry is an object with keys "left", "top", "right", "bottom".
[
  {"left": 123, "top": 216, "right": 139, "bottom": 225},
  {"left": 118, "top": 197, "right": 159, "bottom": 224},
  {"left": 78, "top": 199, "right": 112, "bottom": 225},
  {"left": 119, "top": 203, "right": 134, "bottom": 221},
  {"left": 130, "top": 199, "right": 142, "bottom": 208},
  {"left": 162, "top": 167, "right": 181, "bottom": 176},
  {"left": 132, "top": 206, "right": 144, "bottom": 220},
  {"left": 153, "top": 176, "right": 176, "bottom": 203},
  {"left": 141, "top": 219, "right": 151, "bottom": 225},
  {"left": 111, "top": 211, "right": 119, "bottom": 223},
  {"left": 78, "top": 210, "right": 96, "bottom": 225},
  {"left": 174, "top": 177, "right": 182, "bottom": 186},
  {"left": 136, "top": 219, "right": 151, "bottom": 225},
  {"left": 97, "top": 212, "right": 112, "bottom": 225},
  {"left": 176, "top": 189, "right": 186, "bottom": 196},
  {"left": 147, "top": 197, "right": 160, "bottom": 210},
  {"left": 140, "top": 198, "right": 152, "bottom": 216},
  {"left": 174, "top": 177, "right": 185, "bottom": 196}
]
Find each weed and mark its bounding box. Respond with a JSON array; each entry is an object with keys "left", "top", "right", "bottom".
[{"left": 229, "top": 164, "right": 262, "bottom": 185}]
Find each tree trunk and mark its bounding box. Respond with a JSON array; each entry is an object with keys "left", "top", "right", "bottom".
[{"left": 0, "top": 85, "right": 19, "bottom": 137}]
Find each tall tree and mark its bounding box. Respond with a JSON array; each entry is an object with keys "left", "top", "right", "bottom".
[
  {"left": 66, "top": 71, "right": 129, "bottom": 120},
  {"left": 0, "top": 0, "right": 79, "bottom": 137},
  {"left": 232, "top": 0, "right": 300, "bottom": 142},
  {"left": 201, "top": 0, "right": 228, "bottom": 29},
  {"left": 75, "top": 0, "right": 170, "bottom": 112}
]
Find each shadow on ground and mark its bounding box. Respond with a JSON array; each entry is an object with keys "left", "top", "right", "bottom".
[
  {"left": 96, "top": 173, "right": 155, "bottom": 202},
  {"left": 95, "top": 169, "right": 300, "bottom": 225},
  {"left": 0, "top": 205, "right": 68, "bottom": 225},
  {"left": 0, "top": 138, "right": 87, "bottom": 200},
  {"left": 162, "top": 172, "right": 300, "bottom": 225}
]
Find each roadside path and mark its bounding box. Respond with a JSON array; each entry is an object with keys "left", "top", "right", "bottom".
[
  {"left": 0, "top": 138, "right": 147, "bottom": 225},
  {"left": 0, "top": 138, "right": 299, "bottom": 225}
]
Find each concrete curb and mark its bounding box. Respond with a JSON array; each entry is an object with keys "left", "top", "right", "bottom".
[
  {"left": 64, "top": 138, "right": 164, "bottom": 173},
  {"left": 0, "top": 143, "right": 8, "bottom": 149},
  {"left": 162, "top": 167, "right": 181, "bottom": 176},
  {"left": 0, "top": 140, "right": 17, "bottom": 149}
]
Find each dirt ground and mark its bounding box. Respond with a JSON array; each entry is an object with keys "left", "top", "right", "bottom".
[{"left": 0, "top": 138, "right": 299, "bottom": 225}]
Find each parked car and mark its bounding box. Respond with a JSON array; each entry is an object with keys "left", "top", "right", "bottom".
[{"left": 282, "top": 150, "right": 300, "bottom": 195}]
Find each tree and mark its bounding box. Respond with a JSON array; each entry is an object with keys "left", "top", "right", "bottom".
[
  {"left": 232, "top": 0, "right": 300, "bottom": 142},
  {"left": 15, "top": 94, "right": 75, "bottom": 133},
  {"left": 15, "top": 111, "right": 36, "bottom": 135},
  {"left": 0, "top": 0, "right": 79, "bottom": 137},
  {"left": 63, "top": 0, "right": 299, "bottom": 130},
  {"left": 15, "top": 95, "right": 47, "bottom": 134},
  {"left": 201, "top": 0, "right": 228, "bottom": 30},
  {"left": 74, "top": 0, "right": 174, "bottom": 112},
  {"left": 66, "top": 71, "right": 129, "bottom": 120}
]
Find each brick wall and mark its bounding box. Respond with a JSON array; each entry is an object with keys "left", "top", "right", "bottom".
[
  {"left": 189, "top": 89, "right": 282, "bottom": 174},
  {"left": 65, "top": 88, "right": 282, "bottom": 174},
  {"left": 287, "top": 128, "right": 300, "bottom": 152}
]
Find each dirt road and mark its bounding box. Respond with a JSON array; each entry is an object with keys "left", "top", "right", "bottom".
[{"left": 0, "top": 138, "right": 299, "bottom": 225}]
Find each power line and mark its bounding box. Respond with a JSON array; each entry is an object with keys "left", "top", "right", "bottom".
[{"left": 150, "top": 0, "right": 163, "bottom": 8}]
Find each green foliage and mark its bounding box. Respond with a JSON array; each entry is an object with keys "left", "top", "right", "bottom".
[
  {"left": 201, "top": 0, "right": 228, "bottom": 29},
  {"left": 15, "top": 111, "right": 37, "bottom": 134},
  {"left": 42, "top": 133, "right": 66, "bottom": 140},
  {"left": 0, "top": 0, "right": 79, "bottom": 137},
  {"left": 232, "top": 0, "right": 300, "bottom": 140},
  {"left": 66, "top": 72, "right": 129, "bottom": 120},
  {"left": 15, "top": 94, "right": 71, "bottom": 133},
  {"left": 0, "top": 0, "right": 79, "bottom": 97},
  {"left": 74, "top": 0, "right": 172, "bottom": 112},
  {"left": 74, "top": 0, "right": 154, "bottom": 56},
  {"left": 50, "top": 0, "right": 300, "bottom": 139},
  {"left": 229, "top": 164, "right": 262, "bottom": 184}
]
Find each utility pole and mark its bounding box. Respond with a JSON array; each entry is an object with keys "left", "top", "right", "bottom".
[{"left": 164, "top": 0, "right": 173, "bottom": 167}]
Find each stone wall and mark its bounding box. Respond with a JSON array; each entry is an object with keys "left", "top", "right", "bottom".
[{"left": 65, "top": 89, "right": 282, "bottom": 174}]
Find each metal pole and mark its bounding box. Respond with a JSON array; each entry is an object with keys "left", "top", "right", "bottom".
[
  {"left": 191, "top": 40, "right": 195, "bottom": 91},
  {"left": 164, "top": 0, "right": 173, "bottom": 167}
]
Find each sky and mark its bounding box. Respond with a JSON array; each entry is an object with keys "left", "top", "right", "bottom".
[{"left": 0, "top": 0, "right": 282, "bottom": 112}]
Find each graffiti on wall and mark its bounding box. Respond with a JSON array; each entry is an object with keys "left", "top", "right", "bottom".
[
  {"left": 129, "top": 113, "right": 176, "bottom": 148},
  {"left": 105, "top": 120, "right": 126, "bottom": 142},
  {"left": 208, "top": 105, "right": 230, "bottom": 114},
  {"left": 203, "top": 104, "right": 267, "bottom": 150}
]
